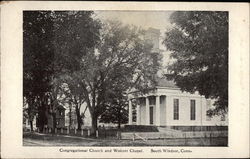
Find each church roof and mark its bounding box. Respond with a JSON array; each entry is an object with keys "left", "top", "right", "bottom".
[
  {"left": 147, "top": 27, "right": 161, "bottom": 35},
  {"left": 128, "top": 78, "right": 179, "bottom": 95},
  {"left": 155, "top": 77, "right": 178, "bottom": 89}
]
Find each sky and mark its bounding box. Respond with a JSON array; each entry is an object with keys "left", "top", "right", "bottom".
[
  {"left": 94, "top": 11, "right": 174, "bottom": 70},
  {"left": 95, "top": 11, "right": 173, "bottom": 31}
]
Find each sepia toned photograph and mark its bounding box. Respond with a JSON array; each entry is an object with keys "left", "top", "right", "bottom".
[
  {"left": 1, "top": 1, "right": 249, "bottom": 158},
  {"left": 23, "top": 10, "right": 229, "bottom": 147}
]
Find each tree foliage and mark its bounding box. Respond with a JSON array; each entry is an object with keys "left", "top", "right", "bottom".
[
  {"left": 49, "top": 11, "right": 101, "bottom": 131},
  {"left": 24, "top": 11, "right": 56, "bottom": 131},
  {"left": 23, "top": 11, "right": 101, "bottom": 131},
  {"left": 163, "top": 11, "right": 228, "bottom": 114},
  {"left": 99, "top": 92, "right": 128, "bottom": 129},
  {"left": 73, "top": 20, "right": 160, "bottom": 133}
]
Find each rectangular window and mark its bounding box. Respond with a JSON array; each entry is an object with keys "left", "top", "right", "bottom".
[
  {"left": 190, "top": 100, "right": 196, "bottom": 120},
  {"left": 150, "top": 107, "right": 154, "bottom": 124},
  {"left": 173, "top": 99, "right": 179, "bottom": 120}
]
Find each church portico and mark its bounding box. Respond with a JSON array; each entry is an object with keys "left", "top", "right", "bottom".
[{"left": 128, "top": 94, "right": 166, "bottom": 126}]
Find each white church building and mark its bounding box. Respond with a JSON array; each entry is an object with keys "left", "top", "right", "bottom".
[{"left": 127, "top": 78, "right": 228, "bottom": 127}]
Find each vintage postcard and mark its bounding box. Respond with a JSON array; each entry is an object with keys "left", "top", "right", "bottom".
[{"left": 1, "top": 1, "right": 249, "bottom": 158}]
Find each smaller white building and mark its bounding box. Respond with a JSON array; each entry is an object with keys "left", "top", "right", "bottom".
[{"left": 128, "top": 78, "right": 228, "bottom": 127}]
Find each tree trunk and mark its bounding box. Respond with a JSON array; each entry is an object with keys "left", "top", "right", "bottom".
[
  {"left": 27, "top": 100, "right": 34, "bottom": 131},
  {"left": 38, "top": 104, "right": 47, "bottom": 132},
  {"left": 91, "top": 114, "right": 98, "bottom": 136},
  {"left": 29, "top": 120, "right": 34, "bottom": 131},
  {"left": 52, "top": 112, "right": 57, "bottom": 133},
  {"left": 118, "top": 122, "right": 121, "bottom": 129},
  {"left": 117, "top": 107, "right": 121, "bottom": 129},
  {"left": 69, "top": 107, "right": 72, "bottom": 128},
  {"left": 37, "top": 95, "right": 49, "bottom": 132},
  {"left": 118, "top": 112, "right": 121, "bottom": 129},
  {"left": 76, "top": 106, "right": 82, "bottom": 130}
]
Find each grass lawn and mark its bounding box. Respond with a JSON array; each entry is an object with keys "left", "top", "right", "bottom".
[{"left": 23, "top": 132, "right": 227, "bottom": 146}]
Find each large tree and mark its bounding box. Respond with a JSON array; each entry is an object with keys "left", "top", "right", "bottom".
[
  {"left": 23, "top": 11, "right": 55, "bottom": 131},
  {"left": 163, "top": 11, "right": 228, "bottom": 114},
  {"left": 47, "top": 11, "right": 101, "bottom": 132},
  {"left": 72, "top": 20, "right": 160, "bottom": 135}
]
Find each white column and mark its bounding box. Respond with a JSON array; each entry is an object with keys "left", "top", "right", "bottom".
[
  {"left": 128, "top": 99, "right": 133, "bottom": 125},
  {"left": 136, "top": 103, "right": 141, "bottom": 125},
  {"left": 165, "top": 96, "right": 168, "bottom": 126},
  {"left": 145, "top": 97, "right": 150, "bottom": 125},
  {"left": 155, "top": 95, "right": 160, "bottom": 126}
]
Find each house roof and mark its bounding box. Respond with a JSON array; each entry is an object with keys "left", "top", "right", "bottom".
[{"left": 57, "top": 105, "right": 66, "bottom": 110}]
